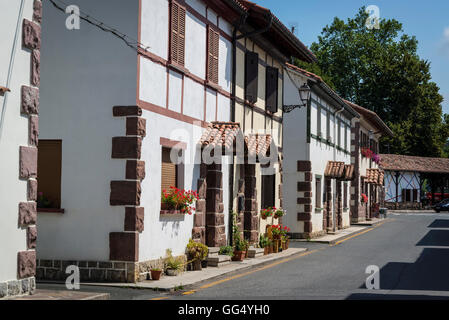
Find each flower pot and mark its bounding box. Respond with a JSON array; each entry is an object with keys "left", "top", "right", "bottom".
[
  {"left": 201, "top": 260, "right": 208, "bottom": 268},
  {"left": 192, "top": 259, "right": 202, "bottom": 271},
  {"left": 166, "top": 269, "right": 179, "bottom": 277},
  {"left": 151, "top": 270, "right": 162, "bottom": 281},
  {"left": 232, "top": 251, "right": 245, "bottom": 261},
  {"left": 285, "top": 239, "right": 290, "bottom": 250},
  {"left": 264, "top": 247, "right": 269, "bottom": 255},
  {"left": 272, "top": 242, "right": 279, "bottom": 253}
]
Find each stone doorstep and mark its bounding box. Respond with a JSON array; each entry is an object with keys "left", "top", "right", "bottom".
[
  {"left": 247, "top": 247, "right": 264, "bottom": 258},
  {"left": 9, "top": 289, "right": 109, "bottom": 300},
  {"left": 79, "top": 248, "right": 307, "bottom": 292},
  {"left": 208, "top": 247, "right": 220, "bottom": 256},
  {"left": 207, "top": 254, "right": 231, "bottom": 267},
  {"left": 351, "top": 217, "right": 388, "bottom": 226}
]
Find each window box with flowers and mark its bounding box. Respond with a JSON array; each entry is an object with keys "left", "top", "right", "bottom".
[{"left": 161, "top": 187, "right": 199, "bottom": 217}]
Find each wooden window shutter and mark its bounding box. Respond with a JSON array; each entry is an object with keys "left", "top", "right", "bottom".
[
  {"left": 413, "top": 189, "right": 418, "bottom": 202},
  {"left": 207, "top": 26, "right": 219, "bottom": 84},
  {"left": 161, "top": 147, "right": 177, "bottom": 193},
  {"left": 170, "top": 2, "right": 186, "bottom": 66},
  {"left": 262, "top": 174, "right": 275, "bottom": 209},
  {"left": 265, "top": 66, "right": 279, "bottom": 113},
  {"left": 245, "top": 51, "right": 259, "bottom": 103},
  {"left": 37, "top": 140, "right": 62, "bottom": 209}
]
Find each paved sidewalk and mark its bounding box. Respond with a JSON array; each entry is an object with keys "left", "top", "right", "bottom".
[
  {"left": 293, "top": 226, "right": 368, "bottom": 244},
  {"left": 351, "top": 217, "right": 387, "bottom": 226},
  {"left": 81, "top": 248, "right": 307, "bottom": 292},
  {"left": 10, "top": 289, "right": 109, "bottom": 300}
]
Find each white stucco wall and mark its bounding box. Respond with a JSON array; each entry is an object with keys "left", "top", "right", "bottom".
[
  {"left": 37, "top": 0, "right": 139, "bottom": 261},
  {"left": 0, "top": 0, "right": 34, "bottom": 283},
  {"left": 384, "top": 171, "right": 420, "bottom": 203},
  {"left": 283, "top": 70, "right": 352, "bottom": 235}
]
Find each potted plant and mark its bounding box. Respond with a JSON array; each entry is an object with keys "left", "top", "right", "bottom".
[
  {"left": 186, "top": 239, "right": 208, "bottom": 271},
  {"left": 150, "top": 268, "right": 162, "bottom": 281},
  {"left": 164, "top": 249, "right": 184, "bottom": 276},
  {"left": 219, "top": 246, "right": 234, "bottom": 257},
  {"left": 274, "top": 208, "right": 286, "bottom": 219},
  {"left": 261, "top": 207, "right": 274, "bottom": 220},
  {"left": 161, "top": 187, "right": 199, "bottom": 215},
  {"left": 361, "top": 193, "right": 368, "bottom": 204},
  {"left": 232, "top": 237, "right": 248, "bottom": 261},
  {"left": 259, "top": 234, "right": 270, "bottom": 255}
]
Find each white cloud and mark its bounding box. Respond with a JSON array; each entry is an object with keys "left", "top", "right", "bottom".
[{"left": 440, "top": 27, "right": 449, "bottom": 57}]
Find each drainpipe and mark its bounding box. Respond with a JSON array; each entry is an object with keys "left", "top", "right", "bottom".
[
  {"left": 228, "top": 13, "right": 272, "bottom": 245},
  {"left": 332, "top": 105, "right": 345, "bottom": 233}
]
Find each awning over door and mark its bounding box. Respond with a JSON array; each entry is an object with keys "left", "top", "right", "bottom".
[{"left": 325, "top": 161, "right": 354, "bottom": 181}]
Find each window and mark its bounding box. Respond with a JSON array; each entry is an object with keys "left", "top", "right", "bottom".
[
  {"left": 344, "top": 124, "right": 348, "bottom": 151},
  {"left": 265, "top": 66, "right": 279, "bottom": 113},
  {"left": 245, "top": 51, "right": 259, "bottom": 103},
  {"left": 337, "top": 119, "right": 341, "bottom": 147},
  {"left": 315, "top": 177, "right": 322, "bottom": 208},
  {"left": 317, "top": 103, "right": 322, "bottom": 136},
  {"left": 161, "top": 147, "right": 178, "bottom": 192},
  {"left": 207, "top": 26, "right": 219, "bottom": 84},
  {"left": 37, "top": 140, "right": 62, "bottom": 209},
  {"left": 169, "top": 1, "right": 186, "bottom": 66},
  {"left": 402, "top": 189, "right": 418, "bottom": 202},
  {"left": 344, "top": 182, "right": 348, "bottom": 208},
  {"left": 261, "top": 174, "right": 275, "bottom": 209},
  {"left": 326, "top": 111, "right": 331, "bottom": 141}
]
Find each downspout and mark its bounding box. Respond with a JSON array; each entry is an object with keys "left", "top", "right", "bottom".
[
  {"left": 0, "top": 0, "right": 25, "bottom": 142},
  {"left": 332, "top": 105, "right": 345, "bottom": 233}
]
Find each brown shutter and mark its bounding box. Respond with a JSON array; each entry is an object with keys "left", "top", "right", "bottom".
[
  {"left": 245, "top": 51, "right": 259, "bottom": 103},
  {"left": 207, "top": 26, "right": 219, "bottom": 84},
  {"left": 413, "top": 189, "right": 418, "bottom": 202},
  {"left": 37, "top": 140, "right": 62, "bottom": 209},
  {"left": 161, "top": 147, "right": 177, "bottom": 193},
  {"left": 170, "top": 2, "right": 185, "bottom": 66},
  {"left": 262, "top": 174, "right": 275, "bottom": 209},
  {"left": 265, "top": 66, "right": 278, "bottom": 113}
]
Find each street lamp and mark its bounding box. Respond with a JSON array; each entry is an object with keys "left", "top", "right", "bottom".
[{"left": 283, "top": 83, "right": 311, "bottom": 113}]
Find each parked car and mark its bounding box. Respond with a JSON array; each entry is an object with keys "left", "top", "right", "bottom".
[{"left": 433, "top": 199, "right": 449, "bottom": 213}]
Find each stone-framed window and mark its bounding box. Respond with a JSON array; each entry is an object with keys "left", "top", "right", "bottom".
[{"left": 37, "top": 140, "right": 62, "bottom": 209}]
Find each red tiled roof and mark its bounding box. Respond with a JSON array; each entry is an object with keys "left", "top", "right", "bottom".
[
  {"left": 325, "top": 162, "right": 355, "bottom": 180},
  {"left": 200, "top": 122, "right": 241, "bottom": 151},
  {"left": 380, "top": 154, "right": 449, "bottom": 174},
  {"left": 236, "top": 0, "right": 317, "bottom": 63},
  {"left": 245, "top": 133, "right": 272, "bottom": 156},
  {"left": 366, "top": 169, "right": 383, "bottom": 185},
  {"left": 344, "top": 100, "right": 393, "bottom": 137},
  {"left": 344, "top": 165, "right": 355, "bottom": 181}
]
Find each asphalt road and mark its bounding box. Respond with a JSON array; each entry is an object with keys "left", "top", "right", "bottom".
[{"left": 38, "top": 212, "right": 449, "bottom": 300}]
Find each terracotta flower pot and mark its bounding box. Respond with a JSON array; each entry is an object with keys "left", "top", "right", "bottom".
[
  {"left": 264, "top": 247, "right": 269, "bottom": 255},
  {"left": 151, "top": 270, "right": 162, "bottom": 281},
  {"left": 272, "top": 242, "right": 279, "bottom": 253},
  {"left": 232, "top": 251, "right": 245, "bottom": 261}
]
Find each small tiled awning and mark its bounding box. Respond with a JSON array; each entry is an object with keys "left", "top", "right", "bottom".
[
  {"left": 245, "top": 133, "right": 272, "bottom": 157},
  {"left": 343, "top": 164, "right": 355, "bottom": 181},
  {"left": 325, "top": 161, "right": 345, "bottom": 178},
  {"left": 325, "top": 162, "right": 354, "bottom": 180},
  {"left": 366, "top": 168, "right": 384, "bottom": 185},
  {"left": 199, "top": 122, "right": 242, "bottom": 152}
]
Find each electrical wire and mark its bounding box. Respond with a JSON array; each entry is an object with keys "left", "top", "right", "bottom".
[{"left": 47, "top": 0, "right": 151, "bottom": 53}]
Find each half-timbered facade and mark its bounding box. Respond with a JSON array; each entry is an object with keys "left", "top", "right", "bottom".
[{"left": 345, "top": 101, "right": 394, "bottom": 222}]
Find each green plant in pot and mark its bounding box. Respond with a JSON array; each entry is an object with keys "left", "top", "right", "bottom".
[
  {"left": 186, "top": 239, "right": 208, "bottom": 271},
  {"left": 150, "top": 268, "right": 162, "bottom": 281},
  {"left": 259, "top": 234, "right": 270, "bottom": 255},
  {"left": 219, "top": 246, "right": 234, "bottom": 257},
  {"left": 164, "top": 249, "right": 184, "bottom": 276},
  {"left": 232, "top": 237, "right": 248, "bottom": 261}
]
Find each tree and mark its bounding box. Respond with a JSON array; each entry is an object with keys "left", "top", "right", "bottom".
[{"left": 298, "top": 7, "right": 449, "bottom": 157}]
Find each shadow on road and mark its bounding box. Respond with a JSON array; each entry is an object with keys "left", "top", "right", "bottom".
[
  {"left": 349, "top": 219, "right": 449, "bottom": 299},
  {"left": 428, "top": 219, "right": 449, "bottom": 229}
]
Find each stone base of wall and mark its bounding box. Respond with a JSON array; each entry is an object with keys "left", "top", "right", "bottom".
[
  {"left": 36, "top": 255, "right": 188, "bottom": 283},
  {"left": 289, "top": 230, "right": 327, "bottom": 240},
  {"left": 385, "top": 202, "right": 422, "bottom": 210},
  {"left": 36, "top": 259, "right": 136, "bottom": 283},
  {"left": 0, "top": 277, "right": 35, "bottom": 299}
]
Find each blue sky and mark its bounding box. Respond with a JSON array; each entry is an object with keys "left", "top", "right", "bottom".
[{"left": 256, "top": 0, "right": 449, "bottom": 115}]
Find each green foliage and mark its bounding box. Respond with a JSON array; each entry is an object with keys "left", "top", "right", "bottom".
[
  {"left": 231, "top": 212, "right": 249, "bottom": 252},
  {"left": 186, "top": 239, "right": 208, "bottom": 261},
  {"left": 219, "top": 246, "right": 234, "bottom": 257},
  {"left": 305, "top": 7, "right": 449, "bottom": 157},
  {"left": 259, "top": 234, "right": 271, "bottom": 248},
  {"left": 164, "top": 249, "right": 184, "bottom": 271}
]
